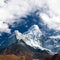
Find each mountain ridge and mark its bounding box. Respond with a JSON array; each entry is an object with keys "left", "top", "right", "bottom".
[{"left": 0, "top": 24, "right": 53, "bottom": 54}]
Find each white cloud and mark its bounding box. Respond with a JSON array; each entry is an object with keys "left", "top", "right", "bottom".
[
  {"left": 0, "top": 0, "right": 46, "bottom": 34},
  {"left": 0, "top": 21, "right": 11, "bottom": 34},
  {"left": 39, "top": 0, "right": 60, "bottom": 31},
  {"left": 40, "top": 13, "right": 60, "bottom": 30},
  {"left": 0, "top": 0, "right": 60, "bottom": 35},
  {"left": 47, "top": 0, "right": 60, "bottom": 16}
]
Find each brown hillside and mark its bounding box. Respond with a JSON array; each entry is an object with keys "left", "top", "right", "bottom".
[
  {"left": 0, "top": 54, "right": 60, "bottom": 60},
  {"left": 0, "top": 54, "right": 20, "bottom": 60}
]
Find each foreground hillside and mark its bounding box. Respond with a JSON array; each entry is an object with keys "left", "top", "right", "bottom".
[
  {"left": 0, "top": 39, "right": 51, "bottom": 60},
  {"left": 0, "top": 54, "right": 60, "bottom": 60},
  {"left": 0, "top": 39, "right": 60, "bottom": 60}
]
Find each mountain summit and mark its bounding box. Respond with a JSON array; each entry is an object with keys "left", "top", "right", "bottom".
[
  {"left": 14, "top": 25, "right": 52, "bottom": 52},
  {"left": 14, "top": 25, "right": 46, "bottom": 50}
]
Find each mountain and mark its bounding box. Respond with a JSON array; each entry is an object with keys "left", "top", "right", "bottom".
[
  {"left": 42, "top": 37, "right": 60, "bottom": 53},
  {"left": 23, "top": 25, "right": 43, "bottom": 49},
  {"left": 15, "top": 25, "right": 51, "bottom": 52},
  {"left": 0, "top": 32, "right": 17, "bottom": 50},
  {"left": 15, "top": 25, "right": 44, "bottom": 49},
  {"left": 21, "top": 24, "right": 60, "bottom": 54},
  {"left": 0, "top": 24, "right": 52, "bottom": 55}
]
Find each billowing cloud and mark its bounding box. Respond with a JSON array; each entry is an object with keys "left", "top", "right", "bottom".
[
  {"left": 0, "top": 0, "right": 60, "bottom": 35},
  {"left": 40, "top": 0, "right": 60, "bottom": 31},
  {"left": 40, "top": 13, "right": 60, "bottom": 30},
  {"left": 0, "top": 0, "right": 46, "bottom": 35},
  {"left": 0, "top": 21, "right": 11, "bottom": 34}
]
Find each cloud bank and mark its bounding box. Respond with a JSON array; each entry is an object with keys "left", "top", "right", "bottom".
[
  {"left": 40, "top": 0, "right": 60, "bottom": 31},
  {"left": 0, "top": 0, "right": 60, "bottom": 36},
  {"left": 0, "top": 0, "right": 46, "bottom": 35}
]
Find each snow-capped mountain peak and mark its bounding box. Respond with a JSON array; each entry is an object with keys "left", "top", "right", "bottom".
[
  {"left": 14, "top": 25, "right": 51, "bottom": 51},
  {"left": 29, "top": 24, "right": 40, "bottom": 31},
  {"left": 14, "top": 25, "right": 42, "bottom": 41},
  {"left": 23, "top": 25, "right": 42, "bottom": 47},
  {"left": 14, "top": 25, "right": 43, "bottom": 49},
  {"left": 14, "top": 26, "right": 52, "bottom": 54},
  {"left": 24, "top": 25, "right": 42, "bottom": 35},
  {"left": 0, "top": 24, "right": 52, "bottom": 54}
]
